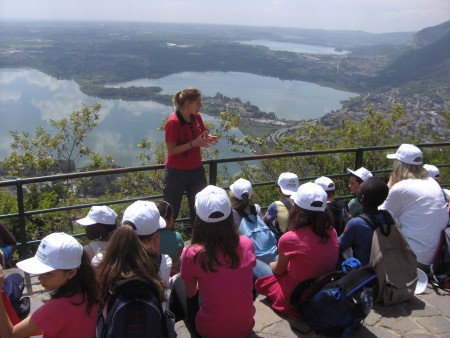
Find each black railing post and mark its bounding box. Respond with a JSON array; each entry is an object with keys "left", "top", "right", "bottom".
[
  {"left": 16, "top": 179, "right": 32, "bottom": 293},
  {"left": 209, "top": 160, "right": 218, "bottom": 186},
  {"left": 355, "top": 147, "right": 364, "bottom": 169},
  {"left": 16, "top": 179, "right": 27, "bottom": 256}
]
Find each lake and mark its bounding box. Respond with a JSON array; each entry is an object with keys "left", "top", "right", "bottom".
[
  {"left": 110, "top": 71, "right": 357, "bottom": 121},
  {"left": 236, "top": 40, "right": 349, "bottom": 55},
  {"left": 0, "top": 68, "right": 357, "bottom": 168}
]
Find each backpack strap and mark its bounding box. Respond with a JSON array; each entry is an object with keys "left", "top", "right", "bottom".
[
  {"left": 238, "top": 205, "right": 257, "bottom": 223},
  {"left": 359, "top": 211, "right": 394, "bottom": 237}
]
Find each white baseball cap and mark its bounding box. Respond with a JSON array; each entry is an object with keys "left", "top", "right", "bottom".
[
  {"left": 414, "top": 268, "right": 428, "bottom": 295},
  {"left": 195, "top": 185, "right": 232, "bottom": 223},
  {"left": 229, "top": 178, "right": 253, "bottom": 200},
  {"left": 347, "top": 167, "right": 373, "bottom": 182},
  {"left": 122, "top": 200, "right": 166, "bottom": 236},
  {"left": 17, "top": 232, "right": 83, "bottom": 274},
  {"left": 423, "top": 164, "right": 440, "bottom": 180},
  {"left": 278, "top": 172, "right": 299, "bottom": 196},
  {"left": 76, "top": 205, "right": 117, "bottom": 226},
  {"left": 314, "top": 176, "right": 335, "bottom": 192},
  {"left": 293, "top": 182, "right": 328, "bottom": 212},
  {"left": 387, "top": 144, "right": 423, "bottom": 165}
]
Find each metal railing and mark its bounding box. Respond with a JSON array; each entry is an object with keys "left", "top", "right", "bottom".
[{"left": 1, "top": 142, "right": 449, "bottom": 255}]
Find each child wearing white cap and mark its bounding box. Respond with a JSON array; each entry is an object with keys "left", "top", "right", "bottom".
[
  {"left": 228, "top": 178, "right": 262, "bottom": 229},
  {"left": 255, "top": 182, "right": 339, "bottom": 318},
  {"left": 180, "top": 185, "right": 256, "bottom": 338},
  {"left": 96, "top": 224, "right": 167, "bottom": 337},
  {"left": 315, "top": 176, "right": 349, "bottom": 235},
  {"left": 263, "top": 172, "right": 298, "bottom": 236},
  {"left": 380, "top": 144, "right": 449, "bottom": 270},
  {"left": 120, "top": 200, "right": 172, "bottom": 295},
  {"left": 347, "top": 167, "right": 373, "bottom": 217},
  {"left": 0, "top": 232, "right": 98, "bottom": 338},
  {"left": 76, "top": 205, "right": 117, "bottom": 261}
]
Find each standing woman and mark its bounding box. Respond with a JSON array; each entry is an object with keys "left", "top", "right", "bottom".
[
  {"left": 255, "top": 182, "right": 339, "bottom": 318},
  {"left": 0, "top": 232, "right": 98, "bottom": 338},
  {"left": 164, "top": 87, "right": 217, "bottom": 234},
  {"left": 180, "top": 185, "right": 256, "bottom": 338}
]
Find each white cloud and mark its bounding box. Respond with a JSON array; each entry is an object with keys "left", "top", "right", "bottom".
[
  {"left": 117, "top": 100, "right": 169, "bottom": 117},
  {"left": 0, "top": 90, "right": 21, "bottom": 103}
]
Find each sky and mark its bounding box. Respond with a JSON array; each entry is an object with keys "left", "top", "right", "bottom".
[{"left": 0, "top": 0, "right": 449, "bottom": 34}]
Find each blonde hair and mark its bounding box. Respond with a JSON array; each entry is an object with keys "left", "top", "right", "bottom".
[
  {"left": 173, "top": 87, "right": 202, "bottom": 110},
  {"left": 392, "top": 160, "right": 428, "bottom": 183}
]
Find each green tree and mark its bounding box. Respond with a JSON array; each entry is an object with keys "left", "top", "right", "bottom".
[{"left": 4, "top": 103, "right": 101, "bottom": 176}]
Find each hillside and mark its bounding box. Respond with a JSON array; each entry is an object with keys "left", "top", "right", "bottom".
[
  {"left": 406, "top": 20, "right": 450, "bottom": 49},
  {"left": 372, "top": 20, "right": 450, "bottom": 90}
]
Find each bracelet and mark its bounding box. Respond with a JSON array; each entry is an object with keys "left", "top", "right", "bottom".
[{"left": 190, "top": 141, "right": 193, "bottom": 148}]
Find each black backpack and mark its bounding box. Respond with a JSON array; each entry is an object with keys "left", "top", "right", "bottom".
[
  {"left": 290, "top": 265, "right": 377, "bottom": 338},
  {"left": 97, "top": 277, "right": 176, "bottom": 338},
  {"left": 429, "top": 223, "right": 450, "bottom": 290},
  {"left": 328, "top": 200, "right": 350, "bottom": 236}
]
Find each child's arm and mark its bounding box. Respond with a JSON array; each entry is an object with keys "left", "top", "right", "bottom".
[
  {"left": 0, "top": 266, "right": 40, "bottom": 338},
  {"left": 270, "top": 251, "right": 289, "bottom": 276}
]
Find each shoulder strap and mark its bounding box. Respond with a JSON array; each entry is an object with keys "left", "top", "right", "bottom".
[
  {"left": 359, "top": 211, "right": 394, "bottom": 236},
  {"left": 279, "top": 198, "right": 292, "bottom": 209},
  {"left": 238, "top": 205, "right": 257, "bottom": 223}
]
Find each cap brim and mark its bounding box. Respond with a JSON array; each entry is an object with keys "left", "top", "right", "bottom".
[
  {"left": 346, "top": 168, "right": 355, "bottom": 175},
  {"left": 159, "top": 216, "right": 166, "bottom": 229},
  {"left": 16, "top": 256, "right": 55, "bottom": 275},
  {"left": 76, "top": 217, "right": 96, "bottom": 226},
  {"left": 414, "top": 268, "right": 428, "bottom": 295},
  {"left": 386, "top": 154, "right": 397, "bottom": 160},
  {"left": 280, "top": 187, "right": 296, "bottom": 195}
]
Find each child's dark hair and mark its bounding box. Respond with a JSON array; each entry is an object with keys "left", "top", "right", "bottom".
[
  {"left": 50, "top": 251, "right": 97, "bottom": 314},
  {"left": 155, "top": 200, "right": 173, "bottom": 220},
  {"left": 288, "top": 204, "right": 334, "bottom": 243},
  {"left": 191, "top": 213, "right": 240, "bottom": 273},
  {"left": 357, "top": 177, "right": 389, "bottom": 212}
]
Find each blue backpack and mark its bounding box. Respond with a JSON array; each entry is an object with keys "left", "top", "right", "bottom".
[
  {"left": 238, "top": 210, "right": 278, "bottom": 264},
  {"left": 290, "top": 263, "right": 377, "bottom": 338},
  {"left": 97, "top": 277, "right": 176, "bottom": 338}
]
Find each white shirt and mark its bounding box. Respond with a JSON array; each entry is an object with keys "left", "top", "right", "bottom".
[{"left": 380, "top": 177, "right": 449, "bottom": 264}]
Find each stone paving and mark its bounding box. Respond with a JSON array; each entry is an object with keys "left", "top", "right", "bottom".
[{"left": 6, "top": 268, "right": 450, "bottom": 338}]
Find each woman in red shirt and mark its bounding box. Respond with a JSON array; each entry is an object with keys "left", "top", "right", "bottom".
[{"left": 164, "top": 87, "right": 217, "bottom": 235}]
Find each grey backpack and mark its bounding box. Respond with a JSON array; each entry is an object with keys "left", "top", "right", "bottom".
[{"left": 360, "top": 211, "right": 418, "bottom": 305}]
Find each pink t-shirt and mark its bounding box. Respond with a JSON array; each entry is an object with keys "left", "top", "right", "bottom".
[
  {"left": 181, "top": 236, "right": 256, "bottom": 338},
  {"left": 256, "top": 227, "right": 339, "bottom": 315},
  {"left": 32, "top": 293, "right": 98, "bottom": 338}
]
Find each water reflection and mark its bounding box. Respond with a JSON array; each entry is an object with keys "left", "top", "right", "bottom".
[
  {"left": 0, "top": 69, "right": 246, "bottom": 168},
  {"left": 112, "top": 71, "right": 357, "bottom": 120}
]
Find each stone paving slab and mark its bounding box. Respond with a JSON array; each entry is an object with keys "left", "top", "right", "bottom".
[{"left": 6, "top": 268, "right": 450, "bottom": 337}]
